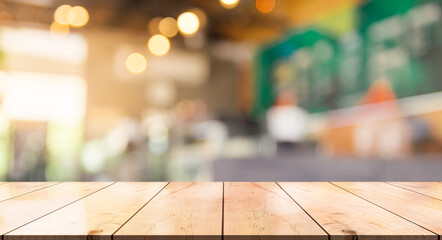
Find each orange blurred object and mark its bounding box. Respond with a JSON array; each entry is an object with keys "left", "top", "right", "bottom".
[
  {"left": 360, "top": 79, "right": 397, "bottom": 105},
  {"left": 256, "top": 0, "right": 276, "bottom": 13}
]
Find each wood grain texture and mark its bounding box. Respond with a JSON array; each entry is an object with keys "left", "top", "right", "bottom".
[
  {"left": 224, "top": 182, "right": 327, "bottom": 240},
  {"left": 6, "top": 182, "right": 168, "bottom": 240},
  {"left": 387, "top": 182, "right": 442, "bottom": 200},
  {"left": 278, "top": 182, "right": 436, "bottom": 240},
  {"left": 334, "top": 182, "right": 442, "bottom": 236},
  {"left": 0, "top": 182, "right": 59, "bottom": 202},
  {"left": 0, "top": 182, "right": 112, "bottom": 235},
  {"left": 0, "top": 182, "right": 440, "bottom": 240},
  {"left": 114, "top": 182, "right": 223, "bottom": 240}
]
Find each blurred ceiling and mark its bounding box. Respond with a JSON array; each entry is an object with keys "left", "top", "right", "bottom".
[
  {"left": 0, "top": 0, "right": 286, "bottom": 42},
  {"left": 0, "top": 0, "right": 360, "bottom": 42}
]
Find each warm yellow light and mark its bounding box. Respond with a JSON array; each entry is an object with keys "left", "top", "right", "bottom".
[
  {"left": 50, "top": 21, "right": 70, "bottom": 35},
  {"left": 256, "top": 0, "right": 275, "bottom": 14},
  {"left": 148, "top": 34, "right": 170, "bottom": 56},
  {"left": 177, "top": 12, "right": 199, "bottom": 36},
  {"left": 67, "top": 6, "right": 89, "bottom": 27},
  {"left": 54, "top": 5, "right": 72, "bottom": 25},
  {"left": 220, "top": 0, "right": 239, "bottom": 9},
  {"left": 148, "top": 17, "right": 162, "bottom": 34},
  {"left": 159, "top": 17, "right": 178, "bottom": 37},
  {"left": 3, "top": 72, "right": 86, "bottom": 123},
  {"left": 125, "top": 53, "right": 147, "bottom": 74},
  {"left": 190, "top": 8, "right": 207, "bottom": 28}
]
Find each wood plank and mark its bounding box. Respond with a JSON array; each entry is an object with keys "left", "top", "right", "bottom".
[
  {"left": 0, "top": 182, "right": 112, "bottom": 235},
  {"left": 334, "top": 182, "right": 442, "bottom": 236},
  {"left": 224, "top": 182, "right": 328, "bottom": 240},
  {"left": 278, "top": 182, "right": 436, "bottom": 240},
  {"left": 6, "top": 182, "right": 168, "bottom": 240},
  {"left": 0, "top": 182, "right": 59, "bottom": 202},
  {"left": 387, "top": 182, "right": 442, "bottom": 200},
  {"left": 114, "top": 182, "right": 223, "bottom": 240}
]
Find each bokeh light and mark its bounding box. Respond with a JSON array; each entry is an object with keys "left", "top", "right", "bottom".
[
  {"left": 50, "top": 22, "right": 70, "bottom": 35},
  {"left": 148, "top": 17, "right": 162, "bottom": 34},
  {"left": 54, "top": 5, "right": 71, "bottom": 25},
  {"left": 177, "top": 12, "right": 200, "bottom": 36},
  {"left": 125, "top": 53, "right": 147, "bottom": 74},
  {"left": 190, "top": 8, "right": 207, "bottom": 29},
  {"left": 220, "top": 0, "right": 240, "bottom": 9},
  {"left": 67, "top": 6, "right": 89, "bottom": 28},
  {"left": 256, "top": 0, "right": 275, "bottom": 14},
  {"left": 148, "top": 34, "right": 170, "bottom": 56},
  {"left": 159, "top": 17, "right": 178, "bottom": 37}
]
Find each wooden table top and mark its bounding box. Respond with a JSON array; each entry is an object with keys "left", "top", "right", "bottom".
[{"left": 0, "top": 182, "right": 441, "bottom": 240}]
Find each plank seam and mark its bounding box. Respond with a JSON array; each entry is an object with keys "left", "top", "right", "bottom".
[
  {"left": 275, "top": 182, "right": 331, "bottom": 240},
  {"left": 3, "top": 182, "right": 117, "bottom": 238},
  {"left": 111, "top": 182, "right": 170, "bottom": 239},
  {"left": 222, "top": 182, "right": 224, "bottom": 240},
  {"left": 329, "top": 182, "right": 440, "bottom": 239},
  {"left": 0, "top": 182, "right": 62, "bottom": 204},
  {"left": 384, "top": 182, "right": 442, "bottom": 202}
]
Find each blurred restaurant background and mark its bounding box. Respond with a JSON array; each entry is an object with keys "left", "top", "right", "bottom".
[{"left": 0, "top": 0, "right": 441, "bottom": 181}]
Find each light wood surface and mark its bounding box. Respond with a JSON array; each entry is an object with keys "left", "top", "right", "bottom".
[
  {"left": 334, "top": 182, "right": 442, "bottom": 236},
  {"left": 0, "top": 182, "right": 59, "bottom": 202},
  {"left": 0, "top": 182, "right": 440, "bottom": 240},
  {"left": 278, "top": 182, "right": 436, "bottom": 240},
  {"left": 224, "top": 182, "right": 327, "bottom": 240},
  {"left": 387, "top": 182, "right": 442, "bottom": 200},
  {"left": 114, "top": 182, "right": 223, "bottom": 240},
  {"left": 0, "top": 182, "right": 112, "bottom": 235},
  {"left": 6, "top": 182, "right": 167, "bottom": 240}
]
